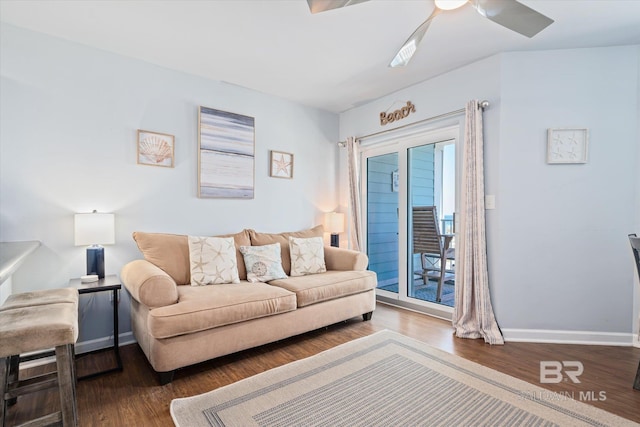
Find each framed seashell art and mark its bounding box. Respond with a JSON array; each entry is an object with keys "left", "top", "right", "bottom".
[{"left": 137, "top": 130, "right": 175, "bottom": 168}]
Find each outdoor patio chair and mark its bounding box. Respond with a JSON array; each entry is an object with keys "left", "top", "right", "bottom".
[
  {"left": 412, "top": 206, "right": 455, "bottom": 303},
  {"left": 629, "top": 233, "right": 640, "bottom": 391}
]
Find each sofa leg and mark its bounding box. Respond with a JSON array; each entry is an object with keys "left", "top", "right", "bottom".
[
  {"left": 158, "top": 370, "right": 175, "bottom": 385},
  {"left": 362, "top": 312, "right": 373, "bottom": 321}
]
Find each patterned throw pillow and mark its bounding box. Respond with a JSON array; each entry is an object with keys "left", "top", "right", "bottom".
[
  {"left": 289, "top": 236, "right": 326, "bottom": 277},
  {"left": 188, "top": 236, "right": 240, "bottom": 286},
  {"left": 239, "top": 243, "right": 288, "bottom": 283}
]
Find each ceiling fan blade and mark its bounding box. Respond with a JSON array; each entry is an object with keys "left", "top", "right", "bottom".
[
  {"left": 389, "top": 9, "right": 441, "bottom": 68},
  {"left": 471, "top": 0, "right": 553, "bottom": 38},
  {"left": 306, "top": 0, "right": 370, "bottom": 14}
]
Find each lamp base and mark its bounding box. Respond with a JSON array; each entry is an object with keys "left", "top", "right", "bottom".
[
  {"left": 86, "top": 245, "right": 105, "bottom": 279},
  {"left": 330, "top": 233, "right": 339, "bottom": 248}
]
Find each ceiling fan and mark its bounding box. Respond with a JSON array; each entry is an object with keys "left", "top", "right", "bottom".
[{"left": 306, "top": 0, "right": 554, "bottom": 67}]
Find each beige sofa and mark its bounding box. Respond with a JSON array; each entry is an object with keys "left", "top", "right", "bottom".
[{"left": 120, "top": 226, "right": 377, "bottom": 384}]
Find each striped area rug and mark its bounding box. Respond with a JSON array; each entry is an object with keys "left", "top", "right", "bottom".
[{"left": 171, "top": 331, "right": 636, "bottom": 427}]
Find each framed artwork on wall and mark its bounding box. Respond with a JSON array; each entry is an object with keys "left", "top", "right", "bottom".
[
  {"left": 547, "top": 128, "right": 589, "bottom": 164},
  {"left": 137, "top": 130, "right": 174, "bottom": 167},
  {"left": 270, "top": 150, "right": 294, "bottom": 179},
  {"left": 198, "top": 106, "right": 255, "bottom": 198}
]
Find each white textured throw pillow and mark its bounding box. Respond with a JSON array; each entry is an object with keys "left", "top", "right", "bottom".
[
  {"left": 289, "top": 236, "right": 326, "bottom": 277},
  {"left": 239, "top": 243, "right": 288, "bottom": 283},
  {"left": 188, "top": 236, "right": 240, "bottom": 286}
]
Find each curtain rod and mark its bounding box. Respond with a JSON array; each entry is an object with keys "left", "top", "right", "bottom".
[{"left": 338, "top": 100, "right": 489, "bottom": 147}]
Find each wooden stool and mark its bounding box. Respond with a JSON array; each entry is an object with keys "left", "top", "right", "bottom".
[
  {"left": 1, "top": 294, "right": 79, "bottom": 426},
  {"left": 0, "top": 288, "right": 79, "bottom": 407}
]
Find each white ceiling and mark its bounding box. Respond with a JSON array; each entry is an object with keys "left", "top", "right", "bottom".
[{"left": 1, "top": 0, "right": 640, "bottom": 113}]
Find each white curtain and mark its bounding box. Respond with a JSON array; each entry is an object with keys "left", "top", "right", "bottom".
[
  {"left": 452, "top": 100, "right": 504, "bottom": 345},
  {"left": 346, "top": 136, "right": 363, "bottom": 252}
]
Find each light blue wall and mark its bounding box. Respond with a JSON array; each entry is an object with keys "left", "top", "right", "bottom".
[
  {"left": 340, "top": 46, "right": 640, "bottom": 341},
  {"left": 495, "top": 47, "right": 639, "bottom": 333},
  {"left": 0, "top": 24, "right": 340, "bottom": 346}
]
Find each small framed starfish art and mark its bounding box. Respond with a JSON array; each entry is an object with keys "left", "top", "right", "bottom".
[
  {"left": 270, "top": 150, "right": 294, "bottom": 179},
  {"left": 546, "top": 128, "right": 588, "bottom": 164}
]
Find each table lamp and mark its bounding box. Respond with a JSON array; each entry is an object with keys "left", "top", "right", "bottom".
[
  {"left": 74, "top": 210, "right": 115, "bottom": 279},
  {"left": 324, "top": 212, "right": 345, "bottom": 248}
]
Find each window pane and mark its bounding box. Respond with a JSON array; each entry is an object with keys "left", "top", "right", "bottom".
[
  {"left": 367, "top": 153, "right": 399, "bottom": 294},
  {"left": 408, "top": 142, "right": 455, "bottom": 306}
]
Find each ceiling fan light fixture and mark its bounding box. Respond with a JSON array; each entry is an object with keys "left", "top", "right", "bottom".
[{"left": 434, "top": 0, "right": 467, "bottom": 10}]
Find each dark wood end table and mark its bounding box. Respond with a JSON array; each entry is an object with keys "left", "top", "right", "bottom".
[{"left": 69, "top": 274, "right": 123, "bottom": 380}]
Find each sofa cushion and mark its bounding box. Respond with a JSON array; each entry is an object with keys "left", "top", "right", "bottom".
[
  {"left": 289, "top": 236, "right": 326, "bottom": 277},
  {"left": 147, "top": 282, "right": 297, "bottom": 339},
  {"left": 188, "top": 236, "right": 240, "bottom": 285},
  {"left": 248, "top": 225, "right": 323, "bottom": 275},
  {"left": 239, "top": 243, "right": 288, "bottom": 283},
  {"left": 0, "top": 287, "right": 78, "bottom": 311},
  {"left": 268, "top": 270, "right": 377, "bottom": 307},
  {"left": 0, "top": 303, "right": 79, "bottom": 357},
  {"left": 132, "top": 230, "right": 251, "bottom": 284}
]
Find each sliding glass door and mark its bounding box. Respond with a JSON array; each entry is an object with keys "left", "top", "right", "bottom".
[{"left": 363, "top": 126, "right": 458, "bottom": 312}]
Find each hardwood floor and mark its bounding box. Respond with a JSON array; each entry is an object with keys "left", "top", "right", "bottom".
[{"left": 6, "top": 302, "right": 640, "bottom": 426}]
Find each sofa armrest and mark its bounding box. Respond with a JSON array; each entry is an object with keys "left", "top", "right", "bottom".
[
  {"left": 324, "top": 246, "right": 369, "bottom": 271},
  {"left": 121, "top": 260, "right": 179, "bottom": 308}
]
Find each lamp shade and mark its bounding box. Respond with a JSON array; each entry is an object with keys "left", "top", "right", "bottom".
[
  {"left": 434, "top": 0, "right": 467, "bottom": 10},
  {"left": 74, "top": 211, "right": 115, "bottom": 246},
  {"left": 324, "top": 212, "right": 345, "bottom": 234}
]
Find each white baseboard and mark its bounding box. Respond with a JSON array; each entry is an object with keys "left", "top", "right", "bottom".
[
  {"left": 502, "top": 328, "right": 635, "bottom": 346},
  {"left": 74, "top": 332, "right": 136, "bottom": 354},
  {"left": 19, "top": 332, "right": 137, "bottom": 370}
]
